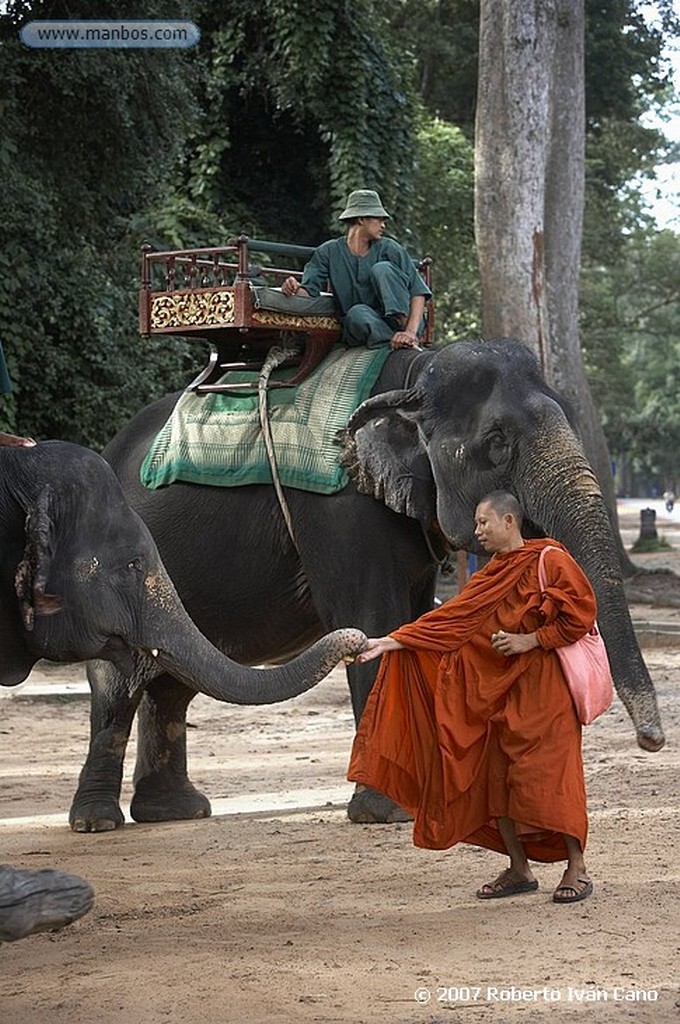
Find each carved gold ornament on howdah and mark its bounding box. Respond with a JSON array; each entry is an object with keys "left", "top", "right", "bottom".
[
  {"left": 150, "top": 291, "right": 236, "bottom": 330},
  {"left": 251, "top": 310, "right": 340, "bottom": 331}
]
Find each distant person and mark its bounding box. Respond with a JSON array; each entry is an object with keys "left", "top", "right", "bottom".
[
  {"left": 663, "top": 489, "right": 675, "bottom": 512},
  {"left": 281, "top": 189, "right": 431, "bottom": 350},
  {"left": 0, "top": 342, "right": 35, "bottom": 447},
  {"left": 349, "top": 491, "right": 596, "bottom": 904}
]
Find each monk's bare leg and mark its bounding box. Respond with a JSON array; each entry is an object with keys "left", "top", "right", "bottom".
[
  {"left": 553, "top": 834, "right": 592, "bottom": 903},
  {"left": 476, "top": 817, "right": 537, "bottom": 898}
]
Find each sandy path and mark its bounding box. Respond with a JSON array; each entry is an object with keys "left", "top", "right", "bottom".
[{"left": 1, "top": 500, "right": 679, "bottom": 1023}]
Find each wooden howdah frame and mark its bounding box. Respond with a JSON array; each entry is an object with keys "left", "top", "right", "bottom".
[{"left": 139, "top": 235, "right": 434, "bottom": 391}]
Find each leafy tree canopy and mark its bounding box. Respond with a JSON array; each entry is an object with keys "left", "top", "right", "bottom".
[
  {"left": 0, "top": 0, "right": 200, "bottom": 444},
  {"left": 582, "top": 227, "right": 680, "bottom": 492},
  {"left": 0, "top": 0, "right": 676, "bottom": 469},
  {"left": 171, "top": 0, "right": 419, "bottom": 245}
]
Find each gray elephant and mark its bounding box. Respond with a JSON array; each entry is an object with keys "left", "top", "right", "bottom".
[
  {"left": 92, "top": 338, "right": 664, "bottom": 831},
  {"left": 0, "top": 441, "right": 366, "bottom": 830}
]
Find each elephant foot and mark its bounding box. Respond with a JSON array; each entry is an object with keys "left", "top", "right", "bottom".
[
  {"left": 69, "top": 796, "right": 125, "bottom": 833},
  {"left": 636, "top": 724, "right": 665, "bottom": 752},
  {"left": 347, "top": 786, "right": 413, "bottom": 824},
  {"left": 0, "top": 865, "right": 94, "bottom": 942},
  {"left": 130, "top": 775, "right": 211, "bottom": 823}
]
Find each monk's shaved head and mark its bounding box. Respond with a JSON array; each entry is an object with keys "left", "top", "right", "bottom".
[{"left": 478, "top": 491, "right": 523, "bottom": 528}]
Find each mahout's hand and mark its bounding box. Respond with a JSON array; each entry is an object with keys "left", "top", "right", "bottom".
[
  {"left": 281, "top": 276, "right": 308, "bottom": 297},
  {"left": 0, "top": 432, "right": 37, "bottom": 447},
  {"left": 389, "top": 330, "right": 420, "bottom": 350}
]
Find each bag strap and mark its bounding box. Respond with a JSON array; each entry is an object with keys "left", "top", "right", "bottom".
[
  {"left": 537, "top": 544, "right": 558, "bottom": 593},
  {"left": 539, "top": 544, "right": 600, "bottom": 638}
]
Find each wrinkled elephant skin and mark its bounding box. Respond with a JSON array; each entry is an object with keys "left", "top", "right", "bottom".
[
  {"left": 98, "top": 339, "right": 664, "bottom": 827},
  {"left": 0, "top": 442, "right": 366, "bottom": 832},
  {"left": 0, "top": 865, "right": 94, "bottom": 943}
]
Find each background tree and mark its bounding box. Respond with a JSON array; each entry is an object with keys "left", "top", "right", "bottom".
[
  {"left": 0, "top": 0, "right": 676, "bottom": 476},
  {"left": 475, "top": 1, "right": 607, "bottom": 456},
  {"left": 583, "top": 227, "right": 680, "bottom": 495},
  {"left": 473, "top": 0, "right": 678, "bottom": 565}
]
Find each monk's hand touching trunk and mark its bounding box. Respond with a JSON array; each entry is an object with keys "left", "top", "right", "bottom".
[
  {"left": 353, "top": 636, "right": 404, "bottom": 663},
  {"left": 491, "top": 630, "right": 539, "bottom": 657}
]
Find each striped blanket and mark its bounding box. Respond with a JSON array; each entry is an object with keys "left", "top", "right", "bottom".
[{"left": 140, "top": 345, "right": 390, "bottom": 494}]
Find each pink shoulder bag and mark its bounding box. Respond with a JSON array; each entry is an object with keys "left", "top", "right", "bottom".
[{"left": 538, "top": 547, "right": 614, "bottom": 725}]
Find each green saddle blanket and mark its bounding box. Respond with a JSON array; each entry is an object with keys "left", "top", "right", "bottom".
[{"left": 140, "top": 345, "right": 390, "bottom": 494}]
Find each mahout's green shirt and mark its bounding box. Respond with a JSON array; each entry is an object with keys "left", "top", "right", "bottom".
[{"left": 300, "top": 236, "right": 431, "bottom": 315}]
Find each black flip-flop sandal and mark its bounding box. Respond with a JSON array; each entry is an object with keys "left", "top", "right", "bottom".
[
  {"left": 552, "top": 878, "right": 593, "bottom": 904},
  {"left": 476, "top": 878, "right": 539, "bottom": 900}
]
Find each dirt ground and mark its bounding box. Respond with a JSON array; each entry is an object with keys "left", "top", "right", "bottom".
[{"left": 1, "top": 500, "right": 679, "bottom": 1023}]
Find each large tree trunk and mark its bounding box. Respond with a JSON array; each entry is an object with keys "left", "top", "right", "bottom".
[{"left": 474, "top": 0, "right": 636, "bottom": 573}]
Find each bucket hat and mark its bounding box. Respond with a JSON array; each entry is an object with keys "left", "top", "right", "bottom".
[{"left": 338, "top": 189, "right": 390, "bottom": 221}]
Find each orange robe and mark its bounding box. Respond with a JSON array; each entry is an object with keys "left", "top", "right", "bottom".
[{"left": 348, "top": 539, "right": 596, "bottom": 861}]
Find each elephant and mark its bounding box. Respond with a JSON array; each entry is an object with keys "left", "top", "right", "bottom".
[
  {"left": 0, "top": 441, "right": 367, "bottom": 830},
  {"left": 92, "top": 337, "right": 664, "bottom": 831},
  {"left": 0, "top": 865, "right": 94, "bottom": 943}
]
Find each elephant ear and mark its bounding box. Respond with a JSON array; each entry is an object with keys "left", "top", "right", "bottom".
[
  {"left": 339, "top": 389, "right": 437, "bottom": 525},
  {"left": 14, "top": 484, "right": 64, "bottom": 631}
]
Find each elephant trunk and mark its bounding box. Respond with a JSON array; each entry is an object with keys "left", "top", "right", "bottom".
[
  {"left": 139, "top": 569, "right": 366, "bottom": 704},
  {"left": 515, "top": 416, "right": 665, "bottom": 751}
]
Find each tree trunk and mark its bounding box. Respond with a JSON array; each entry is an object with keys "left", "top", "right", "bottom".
[{"left": 474, "top": 0, "right": 636, "bottom": 574}]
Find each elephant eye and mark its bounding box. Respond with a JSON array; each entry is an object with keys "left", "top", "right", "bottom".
[
  {"left": 128, "top": 557, "right": 143, "bottom": 572},
  {"left": 485, "top": 430, "right": 510, "bottom": 466}
]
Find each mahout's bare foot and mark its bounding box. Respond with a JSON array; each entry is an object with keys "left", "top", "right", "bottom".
[{"left": 0, "top": 431, "right": 36, "bottom": 447}]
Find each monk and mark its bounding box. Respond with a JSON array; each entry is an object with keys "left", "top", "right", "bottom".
[{"left": 348, "top": 490, "right": 595, "bottom": 904}]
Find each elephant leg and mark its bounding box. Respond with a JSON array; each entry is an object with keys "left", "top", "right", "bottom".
[
  {"left": 70, "top": 659, "right": 142, "bottom": 832},
  {"left": 347, "top": 787, "right": 413, "bottom": 824},
  {"left": 348, "top": 556, "right": 435, "bottom": 825},
  {"left": 130, "top": 673, "right": 210, "bottom": 823},
  {"left": 293, "top": 497, "right": 437, "bottom": 826},
  {"left": 343, "top": 660, "right": 414, "bottom": 824}
]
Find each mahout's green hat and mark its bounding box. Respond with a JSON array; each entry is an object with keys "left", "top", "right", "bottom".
[{"left": 338, "top": 189, "right": 390, "bottom": 221}]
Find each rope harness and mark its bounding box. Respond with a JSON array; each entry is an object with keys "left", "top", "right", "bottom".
[
  {"left": 259, "top": 342, "right": 453, "bottom": 576},
  {"left": 257, "top": 338, "right": 303, "bottom": 550}
]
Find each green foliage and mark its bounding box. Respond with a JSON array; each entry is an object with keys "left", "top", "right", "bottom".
[
  {"left": 411, "top": 118, "right": 479, "bottom": 340},
  {"left": 585, "top": 0, "right": 677, "bottom": 127},
  {"left": 0, "top": 0, "right": 426, "bottom": 446},
  {"left": 582, "top": 0, "right": 677, "bottom": 264},
  {"left": 581, "top": 229, "right": 680, "bottom": 492},
  {"left": 0, "top": 0, "right": 677, "bottom": 459},
  {"left": 186, "top": 0, "right": 418, "bottom": 241},
  {"left": 383, "top": 0, "right": 479, "bottom": 132},
  {"left": 0, "top": 0, "right": 200, "bottom": 445}
]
